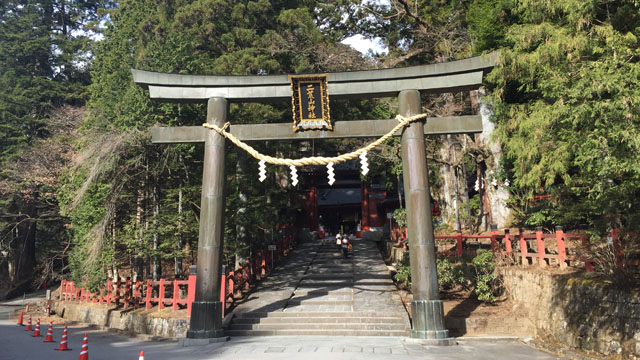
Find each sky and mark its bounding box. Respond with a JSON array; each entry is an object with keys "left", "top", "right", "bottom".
[
  {"left": 339, "top": 0, "right": 390, "bottom": 55},
  {"left": 341, "top": 34, "right": 389, "bottom": 55}
]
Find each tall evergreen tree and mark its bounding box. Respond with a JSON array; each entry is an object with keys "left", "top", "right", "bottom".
[{"left": 469, "top": 0, "right": 640, "bottom": 233}]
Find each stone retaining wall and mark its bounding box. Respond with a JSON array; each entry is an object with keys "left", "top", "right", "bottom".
[
  {"left": 500, "top": 267, "right": 640, "bottom": 359},
  {"left": 51, "top": 300, "right": 189, "bottom": 338}
]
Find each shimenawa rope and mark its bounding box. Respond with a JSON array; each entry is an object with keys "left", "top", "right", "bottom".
[{"left": 202, "top": 113, "right": 428, "bottom": 167}]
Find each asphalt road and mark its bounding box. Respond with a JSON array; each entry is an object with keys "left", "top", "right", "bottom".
[{"left": 0, "top": 315, "right": 564, "bottom": 360}]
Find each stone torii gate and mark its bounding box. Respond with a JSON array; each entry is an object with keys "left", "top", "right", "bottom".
[{"left": 132, "top": 53, "right": 496, "bottom": 342}]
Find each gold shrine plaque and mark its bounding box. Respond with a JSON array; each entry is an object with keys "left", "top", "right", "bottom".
[{"left": 289, "top": 74, "right": 332, "bottom": 131}]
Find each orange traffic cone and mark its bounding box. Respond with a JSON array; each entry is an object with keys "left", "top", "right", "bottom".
[
  {"left": 32, "top": 319, "right": 42, "bottom": 337},
  {"left": 78, "top": 333, "right": 89, "bottom": 360},
  {"left": 25, "top": 316, "right": 33, "bottom": 331},
  {"left": 43, "top": 321, "right": 55, "bottom": 342},
  {"left": 78, "top": 333, "right": 88, "bottom": 360},
  {"left": 17, "top": 311, "right": 23, "bottom": 326},
  {"left": 138, "top": 350, "right": 144, "bottom": 360},
  {"left": 54, "top": 325, "right": 71, "bottom": 351}
]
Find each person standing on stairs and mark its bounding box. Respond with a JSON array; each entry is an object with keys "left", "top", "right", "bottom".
[
  {"left": 342, "top": 234, "right": 349, "bottom": 259},
  {"left": 336, "top": 233, "right": 342, "bottom": 252}
]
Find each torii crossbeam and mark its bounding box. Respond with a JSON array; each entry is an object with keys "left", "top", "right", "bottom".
[{"left": 132, "top": 52, "right": 497, "bottom": 343}]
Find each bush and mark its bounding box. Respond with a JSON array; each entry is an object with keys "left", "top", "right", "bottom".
[
  {"left": 437, "top": 258, "right": 465, "bottom": 290},
  {"left": 393, "top": 252, "right": 411, "bottom": 289},
  {"left": 472, "top": 249, "right": 497, "bottom": 303}
]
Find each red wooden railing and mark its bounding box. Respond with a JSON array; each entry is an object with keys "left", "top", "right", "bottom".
[
  {"left": 391, "top": 225, "right": 634, "bottom": 271},
  {"left": 60, "top": 225, "right": 297, "bottom": 317}
]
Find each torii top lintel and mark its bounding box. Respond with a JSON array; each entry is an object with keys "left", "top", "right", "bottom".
[{"left": 131, "top": 53, "right": 497, "bottom": 103}]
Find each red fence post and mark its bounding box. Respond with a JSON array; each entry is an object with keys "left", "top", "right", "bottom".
[
  {"left": 228, "top": 271, "right": 235, "bottom": 303},
  {"left": 60, "top": 280, "right": 65, "bottom": 300},
  {"left": 244, "top": 262, "right": 250, "bottom": 291},
  {"left": 158, "top": 278, "right": 165, "bottom": 310},
  {"left": 490, "top": 224, "right": 499, "bottom": 254},
  {"left": 456, "top": 232, "right": 463, "bottom": 257},
  {"left": 134, "top": 280, "right": 141, "bottom": 307},
  {"left": 519, "top": 228, "right": 528, "bottom": 266},
  {"left": 220, "top": 272, "right": 226, "bottom": 317},
  {"left": 260, "top": 251, "right": 266, "bottom": 277},
  {"left": 555, "top": 226, "right": 567, "bottom": 268},
  {"left": 187, "top": 268, "right": 196, "bottom": 316},
  {"left": 536, "top": 227, "right": 546, "bottom": 266},
  {"left": 504, "top": 229, "right": 512, "bottom": 254},
  {"left": 172, "top": 279, "right": 179, "bottom": 311}
]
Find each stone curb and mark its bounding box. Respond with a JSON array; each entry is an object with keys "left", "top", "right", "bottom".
[
  {"left": 456, "top": 335, "right": 528, "bottom": 343},
  {"left": 524, "top": 338, "right": 600, "bottom": 360}
]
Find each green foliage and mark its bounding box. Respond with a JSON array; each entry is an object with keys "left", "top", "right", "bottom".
[
  {"left": 474, "top": 0, "right": 640, "bottom": 234},
  {"left": 436, "top": 258, "right": 466, "bottom": 290},
  {"left": 471, "top": 249, "right": 497, "bottom": 302},
  {"left": 392, "top": 208, "right": 408, "bottom": 228}
]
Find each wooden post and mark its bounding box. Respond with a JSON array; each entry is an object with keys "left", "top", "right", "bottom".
[
  {"left": 536, "top": 227, "right": 546, "bottom": 266},
  {"left": 555, "top": 226, "right": 567, "bottom": 268},
  {"left": 399, "top": 90, "right": 449, "bottom": 341},
  {"left": 504, "top": 229, "right": 512, "bottom": 254},
  {"left": 228, "top": 271, "right": 235, "bottom": 305},
  {"left": 220, "top": 272, "right": 226, "bottom": 318},
  {"left": 243, "top": 262, "right": 250, "bottom": 291},
  {"left": 490, "top": 224, "right": 499, "bottom": 254},
  {"left": 187, "top": 98, "right": 228, "bottom": 340},
  {"left": 187, "top": 266, "right": 196, "bottom": 316},
  {"left": 519, "top": 228, "right": 528, "bottom": 266},
  {"left": 456, "top": 232, "right": 463, "bottom": 257},
  {"left": 134, "top": 281, "right": 141, "bottom": 307}
]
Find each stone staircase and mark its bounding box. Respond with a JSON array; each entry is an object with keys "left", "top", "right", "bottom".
[{"left": 226, "top": 238, "right": 411, "bottom": 336}]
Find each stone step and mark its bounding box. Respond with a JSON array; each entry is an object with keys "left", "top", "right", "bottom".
[
  {"left": 225, "top": 329, "right": 410, "bottom": 337},
  {"left": 232, "top": 317, "right": 406, "bottom": 325},
  {"left": 234, "top": 311, "right": 406, "bottom": 318},
  {"left": 311, "top": 259, "right": 353, "bottom": 265},
  {"left": 229, "top": 323, "right": 408, "bottom": 331},
  {"left": 287, "top": 299, "right": 353, "bottom": 306},
  {"left": 306, "top": 269, "right": 354, "bottom": 274},
  {"left": 297, "top": 280, "right": 354, "bottom": 287},
  {"left": 294, "top": 289, "right": 353, "bottom": 296},
  {"left": 303, "top": 273, "right": 353, "bottom": 279}
]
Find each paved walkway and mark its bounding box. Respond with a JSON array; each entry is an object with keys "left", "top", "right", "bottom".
[{"left": 227, "top": 236, "right": 410, "bottom": 335}]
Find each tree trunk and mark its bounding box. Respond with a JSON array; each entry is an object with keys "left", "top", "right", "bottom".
[
  {"left": 10, "top": 197, "right": 37, "bottom": 284},
  {"left": 472, "top": 88, "right": 511, "bottom": 228},
  {"left": 235, "top": 151, "right": 248, "bottom": 268}
]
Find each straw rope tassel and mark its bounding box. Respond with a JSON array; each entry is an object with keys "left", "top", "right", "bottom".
[{"left": 202, "top": 113, "right": 427, "bottom": 167}]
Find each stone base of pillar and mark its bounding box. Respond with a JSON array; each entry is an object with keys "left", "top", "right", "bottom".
[
  {"left": 186, "top": 301, "right": 225, "bottom": 339},
  {"left": 179, "top": 336, "right": 229, "bottom": 347},
  {"left": 403, "top": 337, "right": 457, "bottom": 346},
  {"left": 410, "top": 299, "right": 451, "bottom": 341}
]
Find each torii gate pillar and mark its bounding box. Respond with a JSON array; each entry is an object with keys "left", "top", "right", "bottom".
[
  {"left": 399, "top": 90, "right": 449, "bottom": 340},
  {"left": 186, "top": 97, "right": 228, "bottom": 340}
]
